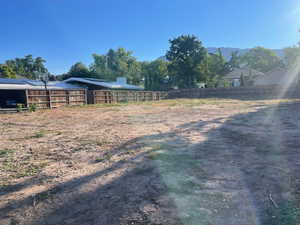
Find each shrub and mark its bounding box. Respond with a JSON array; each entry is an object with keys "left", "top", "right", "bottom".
[
  {"left": 29, "top": 104, "right": 37, "bottom": 112},
  {"left": 16, "top": 104, "right": 24, "bottom": 112}
]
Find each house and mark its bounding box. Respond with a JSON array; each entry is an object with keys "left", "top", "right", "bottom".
[
  {"left": 0, "top": 78, "right": 83, "bottom": 108},
  {"left": 253, "top": 68, "right": 300, "bottom": 87},
  {"left": 63, "top": 77, "right": 143, "bottom": 90},
  {"left": 224, "top": 68, "right": 265, "bottom": 87}
]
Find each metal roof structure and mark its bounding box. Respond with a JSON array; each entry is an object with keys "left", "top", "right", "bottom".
[
  {"left": 64, "top": 77, "right": 143, "bottom": 90},
  {"left": 0, "top": 78, "right": 84, "bottom": 90}
]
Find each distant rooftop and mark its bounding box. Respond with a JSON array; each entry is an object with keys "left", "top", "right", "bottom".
[{"left": 64, "top": 77, "right": 143, "bottom": 90}]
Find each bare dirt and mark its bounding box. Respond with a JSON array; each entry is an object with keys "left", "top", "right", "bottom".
[{"left": 0, "top": 99, "right": 300, "bottom": 225}]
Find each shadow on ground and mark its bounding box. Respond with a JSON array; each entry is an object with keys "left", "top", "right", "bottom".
[{"left": 1, "top": 101, "right": 300, "bottom": 225}]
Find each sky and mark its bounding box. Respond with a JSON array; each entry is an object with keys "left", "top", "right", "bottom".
[{"left": 0, "top": 0, "right": 300, "bottom": 74}]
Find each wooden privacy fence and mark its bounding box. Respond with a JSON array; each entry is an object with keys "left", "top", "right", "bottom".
[
  {"left": 88, "top": 90, "right": 167, "bottom": 104},
  {"left": 167, "top": 85, "right": 300, "bottom": 99},
  {"left": 26, "top": 89, "right": 87, "bottom": 108}
]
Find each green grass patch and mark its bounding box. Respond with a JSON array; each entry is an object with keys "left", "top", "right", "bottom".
[
  {"left": 30, "top": 130, "right": 45, "bottom": 139},
  {"left": 265, "top": 201, "right": 300, "bottom": 225},
  {"left": 0, "top": 149, "right": 14, "bottom": 157}
]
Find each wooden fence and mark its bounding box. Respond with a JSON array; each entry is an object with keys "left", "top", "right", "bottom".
[
  {"left": 26, "top": 89, "right": 87, "bottom": 108},
  {"left": 88, "top": 90, "right": 167, "bottom": 104},
  {"left": 167, "top": 85, "right": 300, "bottom": 100}
]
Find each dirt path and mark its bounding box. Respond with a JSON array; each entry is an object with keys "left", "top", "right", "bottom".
[{"left": 0, "top": 99, "right": 300, "bottom": 225}]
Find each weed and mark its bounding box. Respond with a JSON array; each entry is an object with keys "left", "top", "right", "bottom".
[
  {"left": 95, "top": 157, "right": 104, "bottom": 163},
  {"left": 96, "top": 139, "right": 110, "bottom": 146},
  {"left": 95, "top": 152, "right": 113, "bottom": 163},
  {"left": 16, "top": 103, "right": 24, "bottom": 112},
  {"left": 0, "top": 149, "right": 14, "bottom": 157},
  {"left": 28, "top": 104, "right": 37, "bottom": 112},
  {"left": 30, "top": 131, "right": 45, "bottom": 138},
  {"left": 105, "top": 153, "right": 113, "bottom": 160},
  {"left": 15, "top": 165, "right": 40, "bottom": 178}
]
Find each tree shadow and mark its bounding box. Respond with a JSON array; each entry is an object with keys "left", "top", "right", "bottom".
[{"left": 1, "top": 101, "right": 300, "bottom": 225}]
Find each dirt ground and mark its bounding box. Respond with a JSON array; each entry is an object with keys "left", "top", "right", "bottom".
[{"left": 0, "top": 99, "right": 300, "bottom": 225}]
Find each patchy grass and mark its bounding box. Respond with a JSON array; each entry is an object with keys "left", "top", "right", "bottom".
[
  {"left": 0, "top": 149, "right": 14, "bottom": 157},
  {"left": 30, "top": 130, "right": 45, "bottom": 139},
  {"left": 95, "top": 152, "right": 113, "bottom": 163},
  {"left": 1, "top": 98, "right": 300, "bottom": 225},
  {"left": 265, "top": 201, "right": 300, "bottom": 225}
]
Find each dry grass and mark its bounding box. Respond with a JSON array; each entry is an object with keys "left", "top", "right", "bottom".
[{"left": 1, "top": 98, "right": 300, "bottom": 225}]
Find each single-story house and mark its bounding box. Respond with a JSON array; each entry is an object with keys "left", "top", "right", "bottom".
[
  {"left": 254, "top": 68, "right": 300, "bottom": 87},
  {"left": 224, "top": 68, "right": 265, "bottom": 87},
  {"left": 64, "top": 77, "right": 143, "bottom": 90},
  {"left": 0, "top": 78, "right": 83, "bottom": 108}
]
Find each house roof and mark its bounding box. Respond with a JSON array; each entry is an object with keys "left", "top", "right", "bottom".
[
  {"left": 0, "top": 78, "right": 84, "bottom": 90},
  {"left": 64, "top": 77, "right": 143, "bottom": 90},
  {"left": 225, "top": 68, "right": 265, "bottom": 79},
  {"left": 254, "top": 68, "right": 291, "bottom": 86}
]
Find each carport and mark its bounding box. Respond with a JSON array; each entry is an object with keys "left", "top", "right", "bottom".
[{"left": 0, "top": 89, "right": 27, "bottom": 108}]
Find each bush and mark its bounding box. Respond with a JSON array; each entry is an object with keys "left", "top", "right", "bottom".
[
  {"left": 16, "top": 104, "right": 24, "bottom": 112},
  {"left": 29, "top": 104, "right": 37, "bottom": 112}
]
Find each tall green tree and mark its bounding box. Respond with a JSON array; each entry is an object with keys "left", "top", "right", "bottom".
[
  {"left": 142, "top": 59, "right": 169, "bottom": 91},
  {"left": 4, "top": 55, "right": 48, "bottom": 79},
  {"left": 241, "top": 47, "right": 283, "bottom": 73},
  {"left": 0, "top": 64, "right": 17, "bottom": 78},
  {"left": 199, "top": 49, "right": 231, "bottom": 87},
  {"left": 166, "top": 35, "right": 207, "bottom": 88},
  {"left": 67, "top": 62, "right": 91, "bottom": 78},
  {"left": 90, "top": 48, "right": 142, "bottom": 84}
]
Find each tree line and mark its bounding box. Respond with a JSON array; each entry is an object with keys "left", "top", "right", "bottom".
[{"left": 1, "top": 34, "right": 300, "bottom": 90}]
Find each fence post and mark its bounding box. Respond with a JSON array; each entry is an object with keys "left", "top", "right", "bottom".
[
  {"left": 66, "top": 90, "right": 70, "bottom": 105},
  {"left": 25, "top": 89, "right": 29, "bottom": 108},
  {"left": 48, "top": 90, "right": 52, "bottom": 109},
  {"left": 84, "top": 90, "right": 87, "bottom": 104}
]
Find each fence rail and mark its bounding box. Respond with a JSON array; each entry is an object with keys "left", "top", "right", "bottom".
[
  {"left": 25, "top": 89, "right": 166, "bottom": 108},
  {"left": 88, "top": 90, "right": 167, "bottom": 104},
  {"left": 167, "top": 85, "right": 300, "bottom": 100},
  {"left": 26, "top": 89, "right": 87, "bottom": 108}
]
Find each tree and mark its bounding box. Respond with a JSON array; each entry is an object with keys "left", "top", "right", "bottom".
[
  {"left": 0, "top": 64, "right": 16, "bottom": 78},
  {"left": 4, "top": 55, "right": 48, "bottom": 79},
  {"left": 202, "top": 49, "right": 231, "bottom": 87},
  {"left": 66, "top": 62, "right": 91, "bottom": 78},
  {"left": 284, "top": 44, "right": 300, "bottom": 68},
  {"left": 227, "top": 51, "right": 241, "bottom": 70},
  {"left": 241, "top": 47, "right": 283, "bottom": 73},
  {"left": 142, "top": 59, "right": 169, "bottom": 91},
  {"left": 166, "top": 35, "right": 207, "bottom": 88},
  {"left": 90, "top": 48, "right": 142, "bottom": 84}
]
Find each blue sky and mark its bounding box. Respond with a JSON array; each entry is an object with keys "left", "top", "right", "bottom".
[{"left": 1, "top": 0, "right": 299, "bottom": 74}]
